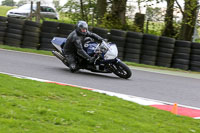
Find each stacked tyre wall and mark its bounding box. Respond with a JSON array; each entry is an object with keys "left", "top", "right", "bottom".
[
  {"left": 5, "top": 17, "right": 24, "bottom": 47},
  {"left": 58, "top": 23, "right": 75, "bottom": 38},
  {"left": 190, "top": 43, "right": 200, "bottom": 72},
  {"left": 39, "top": 21, "right": 59, "bottom": 51},
  {"left": 0, "top": 16, "right": 7, "bottom": 44},
  {"left": 140, "top": 34, "right": 159, "bottom": 65},
  {"left": 0, "top": 17, "right": 200, "bottom": 72},
  {"left": 124, "top": 31, "right": 143, "bottom": 63},
  {"left": 172, "top": 40, "right": 191, "bottom": 70},
  {"left": 22, "top": 20, "right": 41, "bottom": 49},
  {"left": 156, "top": 36, "right": 175, "bottom": 67},
  {"left": 92, "top": 27, "right": 108, "bottom": 39}
]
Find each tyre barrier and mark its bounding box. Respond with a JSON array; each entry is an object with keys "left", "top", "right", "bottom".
[
  {"left": 0, "top": 16, "right": 200, "bottom": 73},
  {"left": 156, "top": 36, "right": 175, "bottom": 67},
  {"left": 140, "top": 34, "right": 159, "bottom": 65},
  {"left": 108, "top": 29, "right": 126, "bottom": 60},
  {"left": 58, "top": 23, "right": 74, "bottom": 38},
  {"left": 92, "top": 27, "right": 108, "bottom": 39},
  {"left": 39, "top": 21, "right": 59, "bottom": 51},
  {"left": 124, "top": 31, "right": 143, "bottom": 63},
  {"left": 5, "top": 18, "right": 25, "bottom": 47},
  {"left": 171, "top": 40, "right": 191, "bottom": 70},
  {"left": 0, "top": 16, "right": 7, "bottom": 44},
  {"left": 190, "top": 42, "right": 200, "bottom": 72},
  {"left": 21, "top": 20, "right": 41, "bottom": 49}
]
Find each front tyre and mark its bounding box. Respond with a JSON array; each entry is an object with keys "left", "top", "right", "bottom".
[{"left": 110, "top": 61, "right": 132, "bottom": 79}]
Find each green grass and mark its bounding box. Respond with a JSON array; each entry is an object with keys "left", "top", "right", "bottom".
[
  {"left": 0, "top": 45, "right": 53, "bottom": 56},
  {"left": 0, "top": 73, "right": 199, "bottom": 133},
  {"left": 0, "top": 6, "right": 15, "bottom": 16}
]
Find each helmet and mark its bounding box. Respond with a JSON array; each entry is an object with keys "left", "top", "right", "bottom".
[{"left": 76, "top": 21, "right": 88, "bottom": 36}]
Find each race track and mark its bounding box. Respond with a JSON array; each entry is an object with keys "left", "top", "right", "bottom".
[{"left": 0, "top": 49, "right": 200, "bottom": 108}]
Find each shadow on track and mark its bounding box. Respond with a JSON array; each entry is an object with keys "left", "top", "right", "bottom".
[{"left": 50, "top": 66, "right": 130, "bottom": 80}]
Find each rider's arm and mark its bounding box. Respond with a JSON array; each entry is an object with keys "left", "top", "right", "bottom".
[
  {"left": 75, "top": 38, "right": 92, "bottom": 61},
  {"left": 87, "top": 31, "right": 104, "bottom": 42}
]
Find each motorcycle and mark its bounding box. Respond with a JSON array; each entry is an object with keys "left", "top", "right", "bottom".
[{"left": 51, "top": 37, "right": 132, "bottom": 79}]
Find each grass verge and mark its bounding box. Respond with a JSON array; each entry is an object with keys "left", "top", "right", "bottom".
[
  {"left": 0, "top": 45, "right": 53, "bottom": 56},
  {"left": 0, "top": 73, "right": 200, "bottom": 133},
  {"left": 0, "top": 6, "right": 15, "bottom": 17},
  {"left": 1, "top": 44, "right": 200, "bottom": 74}
]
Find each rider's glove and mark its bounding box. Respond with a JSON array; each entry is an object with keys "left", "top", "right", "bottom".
[{"left": 102, "top": 39, "right": 108, "bottom": 43}]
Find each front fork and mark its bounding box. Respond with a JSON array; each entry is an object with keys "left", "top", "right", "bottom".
[{"left": 105, "top": 58, "right": 121, "bottom": 72}]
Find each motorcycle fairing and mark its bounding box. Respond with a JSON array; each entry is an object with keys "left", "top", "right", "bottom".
[{"left": 51, "top": 37, "right": 67, "bottom": 52}]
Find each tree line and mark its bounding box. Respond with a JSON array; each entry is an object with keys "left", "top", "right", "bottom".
[
  {"left": 1, "top": 0, "right": 199, "bottom": 41},
  {"left": 61, "top": 0, "right": 199, "bottom": 41}
]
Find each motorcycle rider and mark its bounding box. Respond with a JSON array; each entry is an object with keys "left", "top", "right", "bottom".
[{"left": 63, "top": 20, "right": 104, "bottom": 72}]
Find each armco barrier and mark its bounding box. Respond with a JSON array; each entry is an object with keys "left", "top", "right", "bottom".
[{"left": 0, "top": 17, "right": 200, "bottom": 72}]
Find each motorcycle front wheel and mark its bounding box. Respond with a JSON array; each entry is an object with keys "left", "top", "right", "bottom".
[{"left": 109, "top": 61, "right": 132, "bottom": 79}]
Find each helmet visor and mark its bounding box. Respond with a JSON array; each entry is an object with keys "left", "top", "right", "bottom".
[{"left": 80, "top": 27, "right": 87, "bottom": 33}]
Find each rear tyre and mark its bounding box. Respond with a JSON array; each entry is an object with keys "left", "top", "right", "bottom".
[{"left": 110, "top": 61, "right": 132, "bottom": 79}]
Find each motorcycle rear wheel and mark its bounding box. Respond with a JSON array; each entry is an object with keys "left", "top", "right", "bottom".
[{"left": 110, "top": 61, "right": 132, "bottom": 79}]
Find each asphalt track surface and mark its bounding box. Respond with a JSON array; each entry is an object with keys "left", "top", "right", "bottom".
[{"left": 0, "top": 49, "right": 200, "bottom": 108}]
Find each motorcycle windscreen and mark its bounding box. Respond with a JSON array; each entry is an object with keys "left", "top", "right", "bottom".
[
  {"left": 104, "top": 43, "right": 118, "bottom": 60},
  {"left": 86, "top": 42, "right": 98, "bottom": 55}
]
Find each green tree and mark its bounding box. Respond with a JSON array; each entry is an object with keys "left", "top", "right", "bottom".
[
  {"left": 162, "top": 0, "right": 175, "bottom": 37},
  {"left": 146, "top": 7, "right": 163, "bottom": 21},
  {"left": 111, "top": 0, "right": 127, "bottom": 27},
  {"left": 96, "top": 0, "right": 107, "bottom": 25},
  {"left": 53, "top": 0, "right": 61, "bottom": 11},
  {"left": 63, "top": 0, "right": 96, "bottom": 24},
  {"left": 1, "top": 0, "right": 16, "bottom": 6},
  {"left": 178, "top": 0, "right": 198, "bottom": 41},
  {"left": 102, "top": 0, "right": 127, "bottom": 29},
  {"left": 63, "top": 0, "right": 82, "bottom": 23},
  {"left": 145, "top": 7, "right": 164, "bottom": 35},
  {"left": 16, "top": 0, "right": 30, "bottom": 7}
]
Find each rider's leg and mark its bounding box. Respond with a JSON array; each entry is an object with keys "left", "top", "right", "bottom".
[{"left": 65, "top": 54, "right": 79, "bottom": 72}]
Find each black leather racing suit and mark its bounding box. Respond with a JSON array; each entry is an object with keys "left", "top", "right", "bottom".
[{"left": 63, "top": 30, "right": 103, "bottom": 71}]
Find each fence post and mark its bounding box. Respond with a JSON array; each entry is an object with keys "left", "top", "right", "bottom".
[
  {"left": 29, "top": 1, "right": 33, "bottom": 21},
  {"left": 36, "top": 2, "right": 41, "bottom": 23}
]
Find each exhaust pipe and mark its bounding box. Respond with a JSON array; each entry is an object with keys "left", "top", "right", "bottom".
[{"left": 52, "top": 51, "right": 65, "bottom": 61}]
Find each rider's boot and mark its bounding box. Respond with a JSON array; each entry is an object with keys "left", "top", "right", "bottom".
[{"left": 69, "top": 63, "right": 79, "bottom": 73}]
